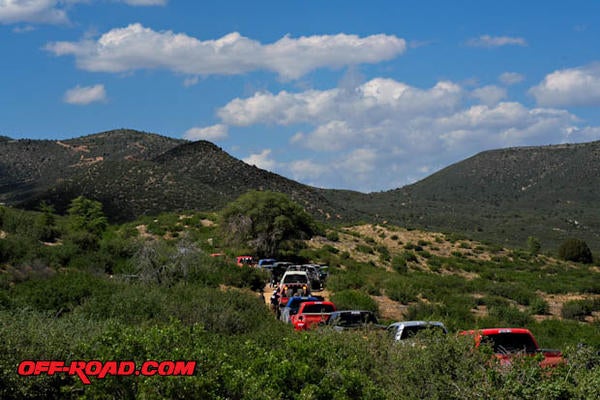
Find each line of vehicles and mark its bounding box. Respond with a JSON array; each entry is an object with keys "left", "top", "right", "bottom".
[
  {"left": 226, "top": 256, "right": 565, "bottom": 368},
  {"left": 263, "top": 259, "right": 564, "bottom": 368}
]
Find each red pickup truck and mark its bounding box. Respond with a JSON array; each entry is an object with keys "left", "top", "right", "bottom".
[
  {"left": 460, "top": 328, "right": 564, "bottom": 368},
  {"left": 290, "top": 301, "right": 336, "bottom": 331}
]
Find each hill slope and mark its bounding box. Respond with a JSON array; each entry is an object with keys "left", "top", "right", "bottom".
[
  {"left": 335, "top": 142, "right": 600, "bottom": 251},
  {"left": 0, "top": 129, "right": 358, "bottom": 222},
  {"left": 3, "top": 129, "right": 600, "bottom": 251}
]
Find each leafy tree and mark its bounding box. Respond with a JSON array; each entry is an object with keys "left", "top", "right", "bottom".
[
  {"left": 34, "top": 202, "right": 60, "bottom": 243},
  {"left": 526, "top": 236, "right": 541, "bottom": 255},
  {"left": 65, "top": 197, "right": 108, "bottom": 252},
  {"left": 220, "top": 190, "right": 316, "bottom": 257},
  {"left": 67, "top": 196, "right": 108, "bottom": 236},
  {"left": 558, "top": 238, "right": 593, "bottom": 264}
]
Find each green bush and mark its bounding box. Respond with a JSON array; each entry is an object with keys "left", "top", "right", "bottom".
[
  {"left": 528, "top": 297, "right": 550, "bottom": 315},
  {"left": 330, "top": 290, "right": 379, "bottom": 315},
  {"left": 527, "top": 236, "right": 541, "bottom": 255},
  {"left": 487, "top": 304, "right": 534, "bottom": 326},
  {"left": 391, "top": 255, "right": 408, "bottom": 274},
  {"left": 558, "top": 238, "right": 593, "bottom": 264},
  {"left": 561, "top": 299, "right": 599, "bottom": 321},
  {"left": 326, "top": 230, "right": 340, "bottom": 242},
  {"left": 355, "top": 244, "right": 374, "bottom": 254},
  {"left": 385, "top": 278, "right": 417, "bottom": 303}
]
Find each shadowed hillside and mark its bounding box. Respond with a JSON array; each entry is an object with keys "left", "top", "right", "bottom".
[
  {"left": 3, "top": 129, "right": 600, "bottom": 252},
  {"left": 334, "top": 142, "right": 600, "bottom": 251},
  {"left": 0, "top": 130, "right": 360, "bottom": 222}
]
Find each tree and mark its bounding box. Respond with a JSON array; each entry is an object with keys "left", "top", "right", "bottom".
[
  {"left": 35, "top": 202, "right": 60, "bottom": 242},
  {"left": 558, "top": 238, "right": 593, "bottom": 264},
  {"left": 220, "top": 191, "right": 317, "bottom": 257},
  {"left": 526, "top": 236, "right": 541, "bottom": 256},
  {"left": 67, "top": 196, "right": 108, "bottom": 236},
  {"left": 66, "top": 197, "right": 108, "bottom": 251}
]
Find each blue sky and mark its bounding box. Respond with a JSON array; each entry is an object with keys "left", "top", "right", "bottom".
[{"left": 1, "top": 1, "right": 600, "bottom": 192}]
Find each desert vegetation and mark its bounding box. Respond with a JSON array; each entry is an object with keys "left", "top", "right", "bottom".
[{"left": 1, "top": 193, "right": 599, "bottom": 399}]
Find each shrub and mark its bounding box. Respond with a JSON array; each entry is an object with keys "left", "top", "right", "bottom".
[
  {"left": 558, "top": 238, "right": 593, "bottom": 264},
  {"left": 329, "top": 290, "right": 379, "bottom": 315},
  {"left": 385, "top": 278, "right": 417, "bottom": 303},
  {"left": 527, "top": 236, "right": 541, "bottom": 255},
  {"left": 561, "top": 299, "right": 599, "bottom": 321},
  {"left": 528, "top": 297, "right": 550, "bottom": 315},
  {"left": 391, "top": 255, "right": 408, "bottom": 274},
  {"left": 487, "top": 304, "right": 533, "bottom": 326},
  {"left": 355, "top": 244, "right": 374, "bottom": 254},
  {"left": 326, "top": 231, "right": 340, "bottom": 242},
  {"left": 376, "top": 245, "right": 390, "bottom": 262}
]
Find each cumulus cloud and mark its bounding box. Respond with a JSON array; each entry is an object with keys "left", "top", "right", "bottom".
[
  {"left": 63, "top": 84, "right": 107, "bottom": 105},
  {"left": 499, "top": 72, "right": 524, "bottom": 85},
  {"left": 243, "top": 149, "right": 276, "bottom": 170},
  {"left": 183, "top": 124, "right": 228, "bottom": 141},
  {"left": 45, "top": 23, "right": 407, "bottom": 79},
  {"left": 0, "top": 0, "right": 166, "bottom": 25},
  {"left": 219, "top": 78, "right": 463, "bottom": 128},
  {"left": 0, "top": 0, "right": 68, "bottom": 25},
  {"left": 471, "top": 85, "right": 507, "bottom": 106},
  {"left": 467, "top": 34, "right": 527, "bottom": 48},
  {"left": 213, "top": 77, "right": 600, "bottom": 191},
  {"left": 529, "top": 63, "right": 600, "bottom": 107},
  {"left": 288, "top": 159, "right": 328, "bottom": 183}
]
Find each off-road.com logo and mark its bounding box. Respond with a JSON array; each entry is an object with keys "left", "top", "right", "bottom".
[{"left": 18, "top": 360, "right": 196, "bottom": 385}]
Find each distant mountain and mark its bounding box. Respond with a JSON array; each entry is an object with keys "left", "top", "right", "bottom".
[
  {"left": 332, "top": 142, "right": 600, "bottom": 251},
  {"left": 0, "top": 129, "right": 359, "bottom": 222},
  {"left": 2, "top": 129, "right": 600, "bottom": 252}
]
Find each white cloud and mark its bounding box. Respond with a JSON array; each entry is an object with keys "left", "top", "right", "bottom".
[
  {"left": 183, "top": 76, "right": 199, "bottom": 87},
  {"left": 215, "top": 77, "right": 599, "bottom": 191},
  {"left": 0, "top": 1, "right": 165, "bottom": 25},
  {"left": 529, "top": 63, "right": 600, "bottom": 107},
  {"left": 45, "top": 23, "right": 407, "bottom": 79},
  {"left": 219, "top": 78, "right": 463, "bottom": 128},
  {"left": 242, "top": 149, "right": 276, "bottom": 170},
  {"left": 0, "top": 0, "right": 68, "bottom": 25},
  {"left": 467, "top": 35, "right": 527, "bottom": 48},
  {"left": 63, "top": 84, "right": 107, "bottom": 105},
  {"left": 471, "top": 85, "right": 507, "bottom": 106},
  {"left": 183, "top": 124, "right": 228, "bottom": 141},
  {"left": 288, "top": 159, "right": 328, "bottom": 183},
  {"left": 499, "top": 72, "right": 524, "bottom": 85}
]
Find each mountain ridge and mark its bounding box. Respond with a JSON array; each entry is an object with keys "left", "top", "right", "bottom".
[{"left": 2, "top": 129, "right": 600, "bottom": 251}]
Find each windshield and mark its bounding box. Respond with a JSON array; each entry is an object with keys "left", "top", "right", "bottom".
[
  {"left": 481, "top": 333, "right": 538, "bottom": 354},
  {"left": 331, "top": 312, "right": 377, "bottom": 327},
  {"left": 400, "top": 325, "right": 445, "bottom": 340},
  {"left": 282, "top": 274, "right": 308, "bottom": 284},
  {"left": 302, "top": 304, "right": 335, "bottom": 314}
]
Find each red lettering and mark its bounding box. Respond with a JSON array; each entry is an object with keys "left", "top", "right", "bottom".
[
  {"left": 157, "top": 361, "right": 174, "bottom": 376},
  {"left": 98, "top": 361, "right": 117, "bottom": 379},
  {"left": 35, "top": 361, "right": 50, "bottom": 375},
  {"left": 172, "top": 361, "right": 196, "bottom": 376},
  {"left": 69, "top": 361, "right": 91, "bottom": 385},
  {"left": 47, "top": 361, "right": 65, "bottom": 375},
  {"left": 18, "top": 359, "right": 196, "bottom": 383},
  {"left": 17, "top": 361, "right": 36, "bottom": 376},
  {"left": 118, "top": 361, "right": 135, "bottom": 375},
  {"left": 85, "top": 361, "right": 102, "bottom": 376},
  {"left": 141, "top": 361, "right": 159, "bottom": 376}
]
